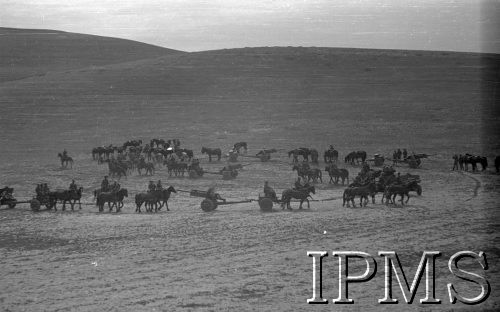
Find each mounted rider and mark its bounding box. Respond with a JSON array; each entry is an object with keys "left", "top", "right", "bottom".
[
  {"left": 69, "top": 179, "right": 78, "bottom": 192},
  {"left": 206, "top": 187, "right": 226, "bottom": 203},
  {"left": 62, "top": 149, "right": 68, "bottom": 158},
  {"left": 101, "top": 176, "right": 110, "bottom": 192},
  {"left": 111, "top": 181, "right": 120, "bottom": 193},
  {"left": 148, "top": 181, "right": 156, "bottom": 192},
  {"left": 263, "top": 181, "right": 278, "bottom": 201},
  {"left": 156, "top": 180, "right": 163, "bottom": 190}
]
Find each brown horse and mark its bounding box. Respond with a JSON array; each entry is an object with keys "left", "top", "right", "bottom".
[
  {"left": 57, "top": 153, "right": 73, "bottom": 168},
  {"left": 201, "top": 147, "right": 221, "bottom": 162},
  {"left": 96, "top": 189, "right": 128, "bottom": 212},
  {"left": 280, "top": 184, "right": 315, "bottom": 210}
]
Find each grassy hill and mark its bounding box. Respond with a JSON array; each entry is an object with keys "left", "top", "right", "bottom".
[
  {"left": 0, "top": 30, "right": 498, "bottom": 160},
  {"left": 0, "top": 27, "right": 184, "bottom": 82}
]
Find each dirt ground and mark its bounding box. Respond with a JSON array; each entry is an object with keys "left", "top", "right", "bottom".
[{"left": 0, "top": 47, "right": 499, "bottom": 311}]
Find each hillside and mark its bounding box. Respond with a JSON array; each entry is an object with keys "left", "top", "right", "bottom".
[
  {"left": 0, "top": 44, "right": 498, "bottom": 159},
  {"left": 0, "top": 27, "right": 184, "bottom": 82}
]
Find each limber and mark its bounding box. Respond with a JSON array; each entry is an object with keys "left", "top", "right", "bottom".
[{"left": 307, "top": 251, "right": 490, "bottom": 305}]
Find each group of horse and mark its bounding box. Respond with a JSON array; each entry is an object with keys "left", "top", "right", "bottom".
[
  {"left": 35, "top": 185, "right": 84, "bottom": 211},
  {"left": 342, "top": 169, "right": 421, "bottom": 208},
  {"left": 452, "top": 154, "right": 489, "bottom": 172}
]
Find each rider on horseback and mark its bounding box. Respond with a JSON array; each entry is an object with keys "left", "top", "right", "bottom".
[
  {"left": 101, "top": 176, "right": 110, "bottom": 192},
  {"left": 264, "top": 181, "right": 278, "bottom": 201},
  {"left": 148, "top": 181, "right": 156, "bottom": 192},
  {"left": 156, "top": 180, "right": 163, "bottom": 190},
  {"left": 62, "top": 149, "right": 68, "bottom": 158},
  {"left": 111, "top": 181, "right": 120, "bottom": 193},
  {"left": 69, "top": 180, "right": 77, "bottom": 192}
]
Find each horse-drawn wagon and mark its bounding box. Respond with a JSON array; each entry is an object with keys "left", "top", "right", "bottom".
[{"left": 179, "top": 189, "right": 252, "bottom": 212}]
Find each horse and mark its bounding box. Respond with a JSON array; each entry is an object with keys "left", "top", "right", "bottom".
[
  {"left": 138, "top": 186, "right": 177, "bottom": 212},
  {"left": 49, "top": 187, "right": 83, "bottom": 211},
  {"left": 150, "top": 138, "right": 166, "bottom": 148},
  {"left": 175, "top": 148, "right": 194, "bottom": 161},
  {"left": 105, "top": 159, "right": 127, "bottom": 178},
  {"left": 345, "top": 151, "right": 367, "bottom": 165},
  {"left": 137, "top": 162, "right": 155, "bottom": 175},
  {"left": 496, "top": 156, "right": 500, "bottom": 173},
  {"left": 383, "top": 184, "right": 412, "bottom": 205},
  {"left": 280, "top": 184, "right": 315, "bottom": 210},
  {"left": 92, "top": 147, "right": 106, "bottom": 160},
  {"left": 201, "top": 147, "right": 221, "bottom": 162},
  {"left": 288, "top": 148, "right": 310, "bottom": 162},
  {"left": 342, "top": 182, "right": 376, "bottom": 208},
  {"left": 96, "top": 189, "right": 128, "bottom": 212},
  {"left": 57, "top": 153, "right": 73, "bottom": 168},
  {"left": 233, "top": 142, "right": 248, "bottom": 154},
  {"left": 307, "top": 168, "right": 322, "bottom": 183},
  {"left": 325, "top": 165, "right": 349, "bottom": 185},
  {"left": 324, "top": 149, "right": 339, "bottom": 163},
  {"left": 123, "top": 140, "right": 142, "bottom": 148}
]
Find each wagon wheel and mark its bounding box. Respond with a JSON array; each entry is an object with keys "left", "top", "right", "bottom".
[
  {"left": 30, "top": 199, "right": 41, "bottom": 212},
  {"left": 258, "top": 197, "right": 273, "bottom": 212},
  {"left": 200, "top": 199, "right": 218, "bottom": 212}
]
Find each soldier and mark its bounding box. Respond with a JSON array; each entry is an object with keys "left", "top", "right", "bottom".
[
  {"left": 148, "top": 181, "right": 156, "bottom": 192},
  {"left": 35, "top": 184, "right": 42, "bottom": 195},
  {"left": 294, "top": 177, "right": 303, "bottom": 190},
  {"left": 452, "top": 154, "right": 459, "bottom": 171},
  {"left": 395, "top": 172, "right": 402, "bottom": 185},
  {"left": 263, "top": 181, "right": 278, "bottom": 201},
  {"left": 69, "top": 179, "right": 77, "bottom": 192},
  {"left": 156, "top": 180, "right": 163, "bottom": 190},
  {"left": 62, "top": 149, "right": 68, "bottom": 158},
  {"left": 43, "top": 183, "right": 49, "bottom": 195},
  {"left": 101, "top": 176, "right": 110, "bottom": 192},
  {"left": 396, "top": 149, "right": 402, "bottom": 160},
  {"left": 403, "top": 149, "right": 408, "bottom": 160},
  {"left": 111, "top": 181, "right": 120, "bottom": 193}
]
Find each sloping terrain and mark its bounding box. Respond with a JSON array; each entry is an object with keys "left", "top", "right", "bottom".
[
  {"left": 0, "top": 30, "right": 499, "bottom": 311},
  {"left": 0, "top": 27, "right": 184, "bottom": 82}
]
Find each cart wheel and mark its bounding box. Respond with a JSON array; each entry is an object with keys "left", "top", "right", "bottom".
[
  {"left": 201, "top": 199, "right": 217, "bottom": 212},
  {"left": 7, "top": 200, "right": 16, "bottom": 209},
  {"left": 258, "top": 198, "right": 273, "bottom": 212},
  {"left": 30, "top": 199, "right": 41, "bottom": 212},
  {"left": 416, "top": 185, "right": 422, "bottom": 196}
]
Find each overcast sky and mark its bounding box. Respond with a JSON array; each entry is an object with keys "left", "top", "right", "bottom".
[{"left": 1, "top": 0, "right": 498, "bottom": 53}]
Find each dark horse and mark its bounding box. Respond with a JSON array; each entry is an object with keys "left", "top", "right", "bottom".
[
  {"left": 50, "top": 187, "right": 83, "bottom": 211},
  {"left": 342, "top": 182, "right": 376, "bottom": 207},
  {"left": 57, "top": 153, "right": 73, "bottom": 168},
  {"left": 325, "top": 165, "right": 349, "bottom": 185},
  {"left": 135, "top": 186, "right": 176, "bottom": 213},
  {"left": 280, "top": 184, "right": 315, "bottom": 210},
  {"left": 201, "top": 147, "right": 221, "bottom": 162},
  {"left": 495, "top": 155, "right": 500, "bottom": 173},
  {"left": 96, "top": 188, "right": 128, "bottom": 212},
  {"left": 288, "top": 148, "right": 310, "bottom": 162},
  {"left": 233, "top": 142, "right": 248, "bottom": 154},
  {"left": 344, "top": 151, "right": 367, "bottom": 165},
  {"left": 324, "top": 148, "right": 339, "bottom": 163}
]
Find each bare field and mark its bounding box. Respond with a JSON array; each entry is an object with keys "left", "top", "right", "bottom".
[{"left": 0, "top": 44, "right": 499, "bottom": 311}]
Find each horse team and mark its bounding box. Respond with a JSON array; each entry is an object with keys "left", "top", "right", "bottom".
[{"left": 40, "top": 138, "right": 498, "bottom": 213}]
